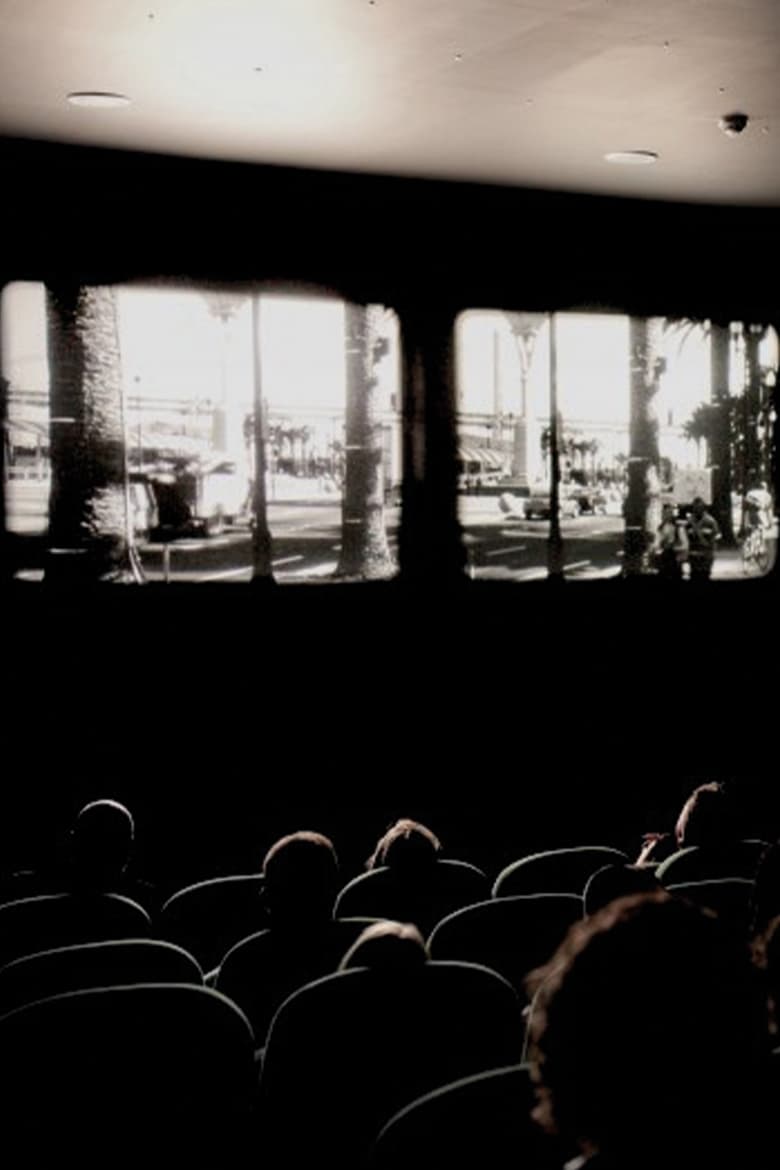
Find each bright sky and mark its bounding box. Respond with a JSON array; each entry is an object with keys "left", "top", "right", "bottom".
[
  {"left": 2, "top": 283, "right": 775, "bottom": 429},
  {"left": 456, "top": 311, "right": 716, "bottom": 426}
]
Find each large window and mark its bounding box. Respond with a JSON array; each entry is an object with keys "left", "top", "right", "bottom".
[
  {"left": 456, "top": 310, "right": 778, "bottom": 582},
  {"left": 2, "top": 282, "right": 401, "bottom": 585},
  {"left": 3, "top": 285, "right": 777, "bottom": 585}
]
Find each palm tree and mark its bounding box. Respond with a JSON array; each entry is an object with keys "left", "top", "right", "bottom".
[
  {"left": 624, "top": 316, "right": 665, "bottom": 575},
  {"left": 335, "top": 303, "right": 395, "bottom": 580},
  {"left": 665, "top": 317, "right": 734, "bottom": 543},
  {"left": 45, "top": 282, "right": 144, "bottom": 584},
  {"left": 682, "top": 402, "right": 719, "bottom": 466}
]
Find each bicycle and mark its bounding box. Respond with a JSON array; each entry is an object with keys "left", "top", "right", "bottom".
[{"left": 740, "top": 523, "right": 770, "bottom": 575}]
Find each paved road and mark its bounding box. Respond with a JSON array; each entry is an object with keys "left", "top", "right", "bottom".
[
  {"left": 136, "top": 499, "right": 622, "bottom": 583},
  {"left": 11, "top": 494, "right": 766, "bottom": 582}
]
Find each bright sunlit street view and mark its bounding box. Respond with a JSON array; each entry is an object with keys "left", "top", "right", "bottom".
[{"left": 2, "top": 282, "right": 776, "bottom": 584}]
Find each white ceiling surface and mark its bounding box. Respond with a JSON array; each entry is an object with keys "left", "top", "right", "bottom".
[{"left": 0, "top": 0, "right": 778, "bottom": 204}]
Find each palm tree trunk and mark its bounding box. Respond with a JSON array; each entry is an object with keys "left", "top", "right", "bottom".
[
  {"left": 250, "top": 295, "right": 274, "bottom": 584},
  {"left": 710, "top": 322, "right": 735, "bottom": 544},
  {"left": 45, "top": 283, "right": 143, "bottom": 584},
  {"left": 336, "top": 303, "right": 394, "bottom": 580},
  {"left": 624, "top": 317, "right": 663, "bottom": 575}
]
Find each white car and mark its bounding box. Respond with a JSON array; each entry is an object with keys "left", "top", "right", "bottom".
[
  {"left": 522, "top": 487, "right": 580, "bottom": 520},
  {"left": 187, "top": 456, "right": 251, "bottom": 536}
]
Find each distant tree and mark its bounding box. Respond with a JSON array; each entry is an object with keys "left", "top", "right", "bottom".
[
  {"left": 682, "top": 402, "right": 720, "bottom": 465},
  {"left": 665, "top": 317, "right": 734, "bottom": 542}
]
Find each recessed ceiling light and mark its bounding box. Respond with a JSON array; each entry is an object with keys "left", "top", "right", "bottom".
[
  {"left": 66, "top": 92, "right": 131, "bottom": 108},
  {"left": 604, "top": 150, "right": 658, "bottom": 165}
]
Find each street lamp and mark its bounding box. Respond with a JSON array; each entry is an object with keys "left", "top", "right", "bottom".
[{"left": 204, "top": 291, "right": 246, "bottom": 454}]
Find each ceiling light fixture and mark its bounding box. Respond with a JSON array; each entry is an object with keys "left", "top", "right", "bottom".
[
  {"left": 66, "top": 92, "right": 131, "bottom": 108},
  {"left": 604, "top": 151, "right": 658, "bottom": 165}
]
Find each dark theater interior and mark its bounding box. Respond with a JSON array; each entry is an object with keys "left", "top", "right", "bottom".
[{"left": 0, "top": 2, "right": 779, "bottom": 1166}]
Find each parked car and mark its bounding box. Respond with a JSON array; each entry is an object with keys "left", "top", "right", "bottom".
[
  {"left": 523, "top": 486, "right": 580, "bottom": 520},
  {"left": 568, "top": 483, "right": 609, "bottom": 515}
]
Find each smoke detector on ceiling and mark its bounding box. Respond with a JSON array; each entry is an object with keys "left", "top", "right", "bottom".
[{"left": 718, "top": 112, "right": 749, "bottom": 137}]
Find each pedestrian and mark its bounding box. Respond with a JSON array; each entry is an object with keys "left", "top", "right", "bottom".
[
  {"left": 685, "top": 497, "right": 721, "bottom": 581},
  {"left": 653, "top": 503, "right": 688, "bottom": 580}
]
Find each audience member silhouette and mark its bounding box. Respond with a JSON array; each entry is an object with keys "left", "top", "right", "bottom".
[
  {"left": 337, "top": 817, "right": 490, "bottom": 935},
  {"left": 525, "top": 891, "right": 772, "bottom": 1170},
  {"left": 262, "top": 829, "right": 340, "bottom": 926},
  {"left": 214, "top": 830, "right": 351, "bottom": 1042},
  {"left": 68, "top": 799, "right": 156, "bottom": 911},
  {"left": 637, "top": 783, "right": 765, "bottom": 885},
  {"left": 366, "top": 818, "right": 442, "bottom": 871},
  {"left": 0, "top": 799, "right": 156, "bottom": 912},
  {"left": 339, "top": 920, "right": 428, "bottom": 972}
]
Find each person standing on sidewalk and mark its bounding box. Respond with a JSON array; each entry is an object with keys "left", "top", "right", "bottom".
[
  {"left": 654, "top": 503, "right": 688, "bottom": 580},
  {"left": 685, "top": 497, "right": 721, "bottom": 581}
]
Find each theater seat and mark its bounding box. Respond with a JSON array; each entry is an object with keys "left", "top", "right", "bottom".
[
  {"left": 333, "top": 860, "right": 490, "bottom": 936},
  {"left": 493, "top": 846, "right": 629, "bottom": 897},
  {"left": 428, "top": 895, "right": 581, "bottom": 998},
  {"left": 215, "top": 916, "right": 384, "bottom": 1044},
  {"left": 259, "top": 960, "right": 525, "bottom": 1170},
  {"left": 157, "top": 874, "right": 266, "bottom": 971},
  {"left": 371, "top": 1064, "right": 564, "bottom": 1170},
  {"left": 0, "top": 893, "right": 151, "bottom": 968},
  {"left": 666, "top": 878, "right": 755, "bottom": 930},
  {"left": 0, "top": 983, "right": 257, "bottom": 1165},
  {"left": 0, "top": 938, "right": 203, "bottom": 1017},
  {"left": 655, "top": 841, "right": 769, "bottom": 886}
]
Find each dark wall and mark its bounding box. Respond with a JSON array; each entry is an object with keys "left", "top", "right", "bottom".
[{"left": 1, "top": 136, "right": 778, "bottom": 886}]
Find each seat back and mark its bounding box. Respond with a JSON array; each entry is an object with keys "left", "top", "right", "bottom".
[
  {"left": 428, "top": 895, "right": 582, "bottom": 997},
  {"left": 493, "top": 846, "right": 629, "bottom": 897},
  {"left": 333, "top": 860, "right": 490, "bottom": 935},
  {"left": 157, "top": 874, "right": 266, "bottom": 971},
  {"left": 216, "top": 916, "right": 383, "bottom": 1044},
  {"left": 667, "top": 878, "right": 755, "bottom": 929},
  {"left": 0, "top": 938, "right": 203, "bottom": 1017},
  {"left": 372, "top": 1064, "right": 564, "bottom": 1170},
  {"left": 260, "top": 960, "right": 525, "bottom": 1170},
  {"left": 0, "top": 983, "right": 257, "bottom": 1162},
  {"left": 0, "top": 893, "right": 151, "bottom": 967},
  {"left": 656, "top": 841, "right": 770, "bottom": 886}
]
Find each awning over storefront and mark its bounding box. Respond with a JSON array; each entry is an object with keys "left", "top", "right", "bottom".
[{"left": 457, "top": 443, "right": 506, "bottom": 470}]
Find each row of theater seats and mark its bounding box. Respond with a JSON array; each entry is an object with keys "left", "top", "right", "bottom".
[
  {"left": 0, "top": 841, "right": 767, "bottom": 1027},
  {"left": 0, "top": 838, "right": 772, "bottom": 1168}
]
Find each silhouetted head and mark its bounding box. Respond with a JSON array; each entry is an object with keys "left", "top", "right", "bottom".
[
  {"left": 70, "top": 800, "right": 134, "bottom": 883},
  {"left": 263, "top": 831, "right": 339, "bottom": 924},
  {"left": 661, "top": 503, "right": 675, "bottom": 522},
  {"left": 367, "top": 819, "right": 441, "bottom": 872},
  {"left": 691, "top": 496, "right": 706, "bottom": 517},
  {"left": 526, "top": 892, "right": 768, "bottom": 1166},
  {"left": 339, "top": 920, "right": 428, "bottom": 973},
  {"left": 583, "top": 864, "right": 662, "bottom": 918},
  {"left": 675, "top": 782, "right": 733, "bottom": 847}
]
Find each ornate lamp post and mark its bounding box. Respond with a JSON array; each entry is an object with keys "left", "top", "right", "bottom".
[{"left": 204, "top": 291, "right": 246, "bottom": 455}]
